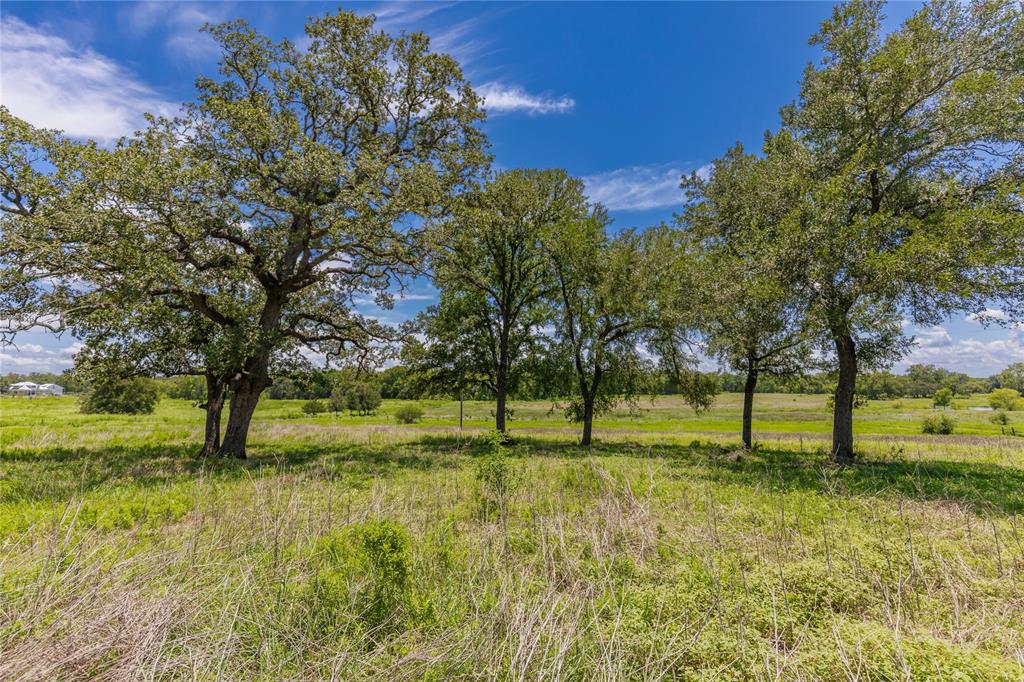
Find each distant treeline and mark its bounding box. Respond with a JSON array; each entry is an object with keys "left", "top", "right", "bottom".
[{"left": 131, "top": 362, "right": 1022, "bottom": 403}]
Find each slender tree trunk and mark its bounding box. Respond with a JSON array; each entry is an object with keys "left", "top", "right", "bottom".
[
  {"left": 459, "top": 393, "right": 464, "bottom": 433},
  {"left": 199, "top": 372, "right": 227, "bottom": 458},
  {"left": 495, "top": 332, "right": 510, "bottom": 434},
  {"left": 742, "top": 365, "right": 758, "bottom": 450},
  {"left": 579, "top": 365, "right": 602, "bottom": 447},
  {"left": 218, "top": 371, "right": 271, "bottom": 459},
  {"left": 832, "top": 331, "right": 858, "bottom": 464},
  {"left": 495, "top": 380, "right": 507, "bottom": 433}
]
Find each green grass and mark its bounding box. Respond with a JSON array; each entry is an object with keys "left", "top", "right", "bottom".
[{"left": 1, "top": 394, "right": 1022, "bottom": 679}]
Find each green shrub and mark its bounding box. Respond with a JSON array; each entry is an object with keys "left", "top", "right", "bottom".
[
  {"left": 354, "top": 519, "right": 411, "bottom": 631},
  {"left": 931, "top": 387, "right": 953, "bottom": 408},
  {"left": 80, "top": 377, "right": 160, "bottom": 414},
  {"left": 307, "top": 519, "right": 413, "bottom": 639},
  {"left": 988, "top": 388, "right": 1021, "bottom": 411},
  {"left": 990, "top": 410, "right": 1010, "bottom": 426},
  {"left": 921, "top": 413, "right": 956, "bottom": 435},
  {"left": 475, "top": 433, "right": 520, "bottom": 518},
  {"left": 301, "top": 398, "right": 326, "bottom": 415},
  {"left": 393, "top": 404, "right": 425, "bottom": 424}
]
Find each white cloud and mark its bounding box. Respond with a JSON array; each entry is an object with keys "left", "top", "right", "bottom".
[
  {"left": 966, "top": 308, "right": 1007, "bottom": 323},
  {"left": 0, "top": 17, "right": 177, "bottom": 141},
  {"left": 913, "top": 325, "right": 953, "bottom": 349},
  {"left": 583, "top": 162, "right": 709, "bottom": 211},
  {"left": 121, "top": 2, "right": 225, "bottom": 60},
  {"left": 0, "top": 350, "right": 72, "bottom": 373},
  {"left": 476, "top": 82, "right": 575, "bottom": 115},
  {"left": 365, "top": 3, "right": 493, "bottom": 68},
  {"left": 898, "top": 325, "right": 1024, "bottom": 376},
  {"left": 60, "top": 342, "right": 85, "bottom": 356},
  {"left": 371, "top": 2, "right": 456, "bottom": 32}
]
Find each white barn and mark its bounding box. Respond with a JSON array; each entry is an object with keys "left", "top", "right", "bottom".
[
  {"left": 39, "top": 384, "right": 64, "bottom": 396},
  {"left": 8, "top": 381, "right": 39, "bottom": 395}
]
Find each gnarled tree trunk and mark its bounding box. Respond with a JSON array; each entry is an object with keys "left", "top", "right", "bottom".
[
  {"left": 199, "top": 372, "right": 228, "bottom": 458},
  {"left": 218, "top": 365, "right": 272, "bottom": 459}
]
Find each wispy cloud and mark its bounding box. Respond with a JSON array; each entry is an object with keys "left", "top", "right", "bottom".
[
  {"left": 370, "top": 2, "right": 456, "bottom": 31},
  {"left": 476, "top": 82, "right": 575, "bottom": 115},
  {"left": 583, "top": 162, "right": 709, "bottom": 211},
  {"left": 0, "top": 17, "right": 177, "bottom": 141},
  {"left": 366, "top": 2, "right": 493, "bottom": 68},
  {"left": 120, "top": 2, "right": 228, "bottom": 60}
]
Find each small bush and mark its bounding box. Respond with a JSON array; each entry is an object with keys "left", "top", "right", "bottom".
[
  {"left": 309, "top": 519, "right": 412, "bottom": 638},
  {"left": 475, "top": 434, "right": 520, "bottom": 519},
  {"left": 393, "top": 404, "right": 424, "bottom": 424},
  {"left": 921, "top": 413, "right": 956, "bottom": 435},
  {"left": 931, "top": 388, "right": 952, "bottom": 408},
  {"left": 80, "top": 377, "right": 160, "bottom": 414},
  {"left": 302, "top": 399, "right": 327, "bottom": 415},
  {"left": 988, "top": 388, "right": 1021, "bottom": 411},
  {"left": 354, "top": 519, "right": 411, "bottom": 632},
  {"left": 990, "top": 410, "right": 1010, "bottom": 426}
]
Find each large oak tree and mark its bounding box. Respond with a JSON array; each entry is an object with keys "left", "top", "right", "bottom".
[
  {"left": 780, "top": 0, "right": 1024, "bottom": 462},
  {"left": 1, "top": 10, "right": 488, "bottom": 458}
]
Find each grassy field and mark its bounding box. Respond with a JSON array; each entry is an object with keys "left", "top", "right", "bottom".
[{"left": 1, "top": 393, "right": 1022, "bottom": 680}]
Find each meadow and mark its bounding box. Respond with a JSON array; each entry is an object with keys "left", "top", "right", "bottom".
[{"left": 1, "top": 393, "right": 1023, "bottom": 680}]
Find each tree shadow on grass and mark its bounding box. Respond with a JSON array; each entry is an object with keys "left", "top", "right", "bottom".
[
  {"left": 637, "top": 441, "right": 1024, "bottom": 516},
  {"left": 418, "top": 434, "right": 1024, "bottom": 516},
  {"left": 0, "top": 439, "right": 461, "bottom": 505},
  {"left": 5, "top": 431, "right": 1022, "bottom": 516},
  {"left": 701, "top": 448, "right": 1024, "bottom": 516}
]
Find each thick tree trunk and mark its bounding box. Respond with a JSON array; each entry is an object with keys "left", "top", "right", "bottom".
[
  {"left": 832, "top": 332, "right": 858, "bottom": 464},
  {"left": 199, "top": 373, "right": 227, "bottom": 458},
  {"left": 218, "top": 372, "right": 271, "bottom": 459},
  {"left": 580, "top": 395, "right": 595, "bottom": 447},
  {"left": 742, "top": 365, "right": 758, "bottom": 450}
]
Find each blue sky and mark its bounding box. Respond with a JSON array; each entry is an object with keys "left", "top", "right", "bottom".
[{"left": 1, "top": 1, "right": 1020, "bottom": 377}]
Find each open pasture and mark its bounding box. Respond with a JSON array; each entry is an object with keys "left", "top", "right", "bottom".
[{"left": 1, "top": 394, "right": 1022, "bottom": 680}]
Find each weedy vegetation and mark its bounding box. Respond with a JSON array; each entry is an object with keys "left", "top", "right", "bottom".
[{"left": 1, "top": 394, "right": 1022, "bottom": 680}]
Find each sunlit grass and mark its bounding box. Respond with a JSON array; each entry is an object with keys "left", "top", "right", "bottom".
[{"left": 0, "top": 394, "right": 1021, "bottom": 679}]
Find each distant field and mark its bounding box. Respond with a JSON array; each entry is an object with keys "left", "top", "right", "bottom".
[
  {"left": 2, "top": 391, "right": 1018, "bottom": 446},
  {"left": 1, "top": 394, "right": 1022, "bottom": 679}
]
